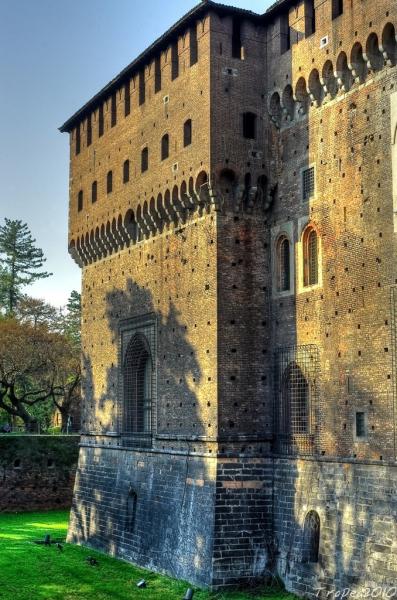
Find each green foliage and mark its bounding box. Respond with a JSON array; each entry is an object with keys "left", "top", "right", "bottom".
[
  {"left": 0, "top": 511, "right": 297, "bottom": 600},
  {"left": 0, "top": 436, "right": 79, "bottom": 470},
  {"left": 0, "top": 218, "right": 52, "bottom": 315},
  {"left": 61, "top": 290, "right": 81, "bottom": 347}
]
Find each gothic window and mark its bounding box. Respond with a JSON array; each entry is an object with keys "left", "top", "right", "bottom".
[
  {"left": 282, "top": 363, "right": 309, "bottom": 435},
  {"left": 123, "top": 333, "right": 153, "bottom": 439},
  {"left": 303, "top": 226, "right": 319, "bottom": 287},
  {"left": 77, "top": 190, "right": 83, "bottom": 212},
  {"left": 91, "top": 181, "right": 97, "bottom": 203},
  {"left": 107, "top": 170, "right": 113, "bottom": 194},
  {"left": 123, "top": 159, "right": 130, "bottom": 183},
  {"left": 302, "top": 511, "right": 320, "bottom": 563},
  {"left": 183, "top": 119, "right": 192, "bottom": 147},
  {"left": 277, "top": 235, "right": 291, "bottom": 292},
  {"left": 242, "top": 112, "right": 257, "bottom": 139},
  {"left": 141, "top": 147, "right": 149, "bottom": 173},
  {"left": 332, "top": 0, "right": 343, "bottom": 19},
  {"left": 161, "top": 134, "right": 169, "bottom": 161}
]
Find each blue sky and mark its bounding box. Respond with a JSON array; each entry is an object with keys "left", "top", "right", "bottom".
[{"left": 0, "top": 0, "right": 271, "bottom": 307}]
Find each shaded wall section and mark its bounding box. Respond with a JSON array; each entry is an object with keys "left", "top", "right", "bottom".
[{"left": 0, "top": 436, "right": 79, "bottom": 512}]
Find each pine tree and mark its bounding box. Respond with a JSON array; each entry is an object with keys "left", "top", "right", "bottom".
[
  {"left": 62, "top": 290, "right": 81, "bottom": 347},
  {"left": 0, "top": 219, "right": 52, "bottom": 315}
]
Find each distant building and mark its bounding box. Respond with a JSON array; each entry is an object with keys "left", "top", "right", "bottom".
[{"left": 60, "top": 0, "right": 397, "bottom": 596}]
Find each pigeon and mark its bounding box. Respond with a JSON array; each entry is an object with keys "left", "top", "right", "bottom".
[
  {"left": 56, "top": 543, "right": 63, "bottom": 552},
  {"left": 86, "top": 556, "right": 99, "bottom": 566}
]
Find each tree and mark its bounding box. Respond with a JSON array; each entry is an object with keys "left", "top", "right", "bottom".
[
  {"left": 0, "top": 319, "right": 80, "bottom": 432},
  {"left": 0, "top": 219, "right": 52, "bottom": 315},
  {"left": 61, "top": 290, "right": 81, "bottom": 347},
  {"left": 15, "top": 296, "right": 60, "bottom": 329}
]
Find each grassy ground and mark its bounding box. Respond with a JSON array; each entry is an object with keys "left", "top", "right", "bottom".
[{"left": 0, "top": 511, "right": 297, "bottom": 600}]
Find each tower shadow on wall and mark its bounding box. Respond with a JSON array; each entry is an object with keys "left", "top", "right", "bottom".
[{"left": 71, "top": 279, "right": 215, "bottom": 583}]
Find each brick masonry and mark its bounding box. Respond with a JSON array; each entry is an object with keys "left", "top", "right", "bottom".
[
  {"left": 0, "top": 436, "right": 79, "bottom": 512},
  {"left": 61, "top": 0, "right": 397, "bottom": 596}
]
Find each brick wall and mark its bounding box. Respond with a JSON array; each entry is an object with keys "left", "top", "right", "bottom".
[{"left": 0, "top": 436, "right": 79, "bottom": 512}]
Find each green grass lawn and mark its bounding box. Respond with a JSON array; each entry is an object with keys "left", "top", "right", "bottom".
[{"left": 0, "top": 511, "right": 297, "bottom": 600}]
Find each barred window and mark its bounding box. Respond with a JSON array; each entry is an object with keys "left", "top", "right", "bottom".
[
  {"left": 277, "top": 235, "right": 291, "bottom": 292},
  {"left": 282, "top": 363, "right": 309, "bottom": 435},
  {"left": 303, "top": 226, "right": 319, "bottom": 287},
  {"left": 355, "top": 411, "right": 367, "bottom": 439},
  {"left": 302, "top": 511, "right": 320, "bottom": 563},
  {"left": 302, "top": 166, "right": 315, "bottom": 201},
  {"left": 123, "top": 333, "right": 153, "bottom": 438}
]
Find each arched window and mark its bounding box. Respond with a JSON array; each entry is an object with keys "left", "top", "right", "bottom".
[
  {"left": 242, "top": 112, "right": 257, "bottom": 139},
  {"left": 161, "top": 134, "right": 169, "bottom": 160},
  {"left": 123, "top": 159, "right": 130, "bottom": 184},
  {"left": 91, "top": 181, "right": 97, "bottom": 203},
  {"left": 77, "top": 190, "right": 83, "bottom": 212},
  {"left": 281, "top": 363, "right": 309, "bottom": 435},
  {"left": 302, "top": 511, "right": 320, "bottom": 563},
  {"left": 141, "top": 147, "right": 149, "bottom": 173},
  {"left": 107, "top": 170, "right": 113, "bottom": 194},
  {"left": 183, "top": 119, "right": 192, "bottom": 147},
  {"left": 303, "top": 226, "right": 319, "bottom": 287},
  {"left": 123, "top": 333, "right": 153, "bottom": 440},
  {"left": 277, "top": 236, "right": 291, "bottom": 292}
]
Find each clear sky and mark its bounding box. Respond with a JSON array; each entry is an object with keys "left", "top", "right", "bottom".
[{"left": 0, "top": 0, "right": 272, "bottom": 308}]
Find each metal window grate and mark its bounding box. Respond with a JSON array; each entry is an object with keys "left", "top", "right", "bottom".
[
  {"left": 119, "top": 317, "right": 156, "bottom": 448},
  {"left": 302, "top": 166, "right": 315, "bottom": 201},
  {"left": 274, "top": 345, "right": 320, "bottom": 455}
]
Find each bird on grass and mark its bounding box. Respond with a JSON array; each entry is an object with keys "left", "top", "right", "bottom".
[
  {"left": 56, "top": 543, "right": 63, "bottom": 552},
  {"left": 86, "top": 556, "right": 99, "bottom": 566}
]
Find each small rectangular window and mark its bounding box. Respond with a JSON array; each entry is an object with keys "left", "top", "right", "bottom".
[
  {"left": 98, "top": 105, "right": 104, "bottom": 137},
  {"left": 332, "top": 0, "right": 343, "bottom": 19},
  {"left": 77, "top": 190, "right": 83, "bottom": 212},
  {"left": 124, "top": 81, "right": 131, "bottom": 117},
  {"left": 107, "top": 170, "right": 113, "bottom": 194},
  {"left": 87, "top": 115, "right": 92, "bottom": 147},
  {"left": 280, "top": 13, "right": 291, "bottom": 54},
  {"left": 302, "top": 166, "right": 315, "bottom": 201},
  {"left": 155, "top": 57, "right": 161, "bottom": 93},
  {"left": 91, "top": 181, "right": 97, "bottom": 203},
  {"left": 139, "top": 71, "right": 145, "bottom": 105},
  {"left": 190, "top": 26, "right": 198, "bottom": 66},
  {"left": 75, "top": 124, "right": 81, "bottom": 155},
  {"left": 171, "top": 42, "right": 179, "bottom": 80},
  {"left": 355, "top": 412, "right": 366, "bottom": 439},
  {"left": 111, "top": 93, "right": 117, "bottom": 127},
  {"left": 183, "top": 119, "right": 192, "bottom": 147}
]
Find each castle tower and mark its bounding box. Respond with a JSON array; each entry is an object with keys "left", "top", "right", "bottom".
[{"left": 61, "top": 0, "right": 397, "bottom": 595}]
